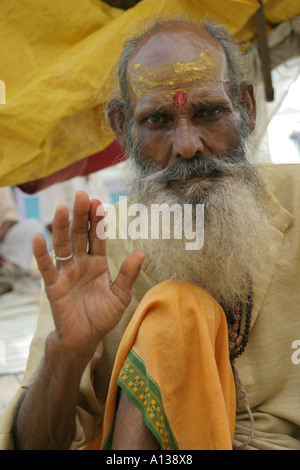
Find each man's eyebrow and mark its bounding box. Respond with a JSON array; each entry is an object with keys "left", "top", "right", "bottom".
[
  {"left": 191, "top": 98, "right": 232, "bottom": 109},
  {"left": 135, "top": 96, "right": 233, "bottom": 117},
  {"left": 135, "top": 102, "right": 171, "bottom": 117}
]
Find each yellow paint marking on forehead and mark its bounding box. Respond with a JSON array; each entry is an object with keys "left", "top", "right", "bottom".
[{"left": 130, "top": 49, "right": 221, "bottom": 99}]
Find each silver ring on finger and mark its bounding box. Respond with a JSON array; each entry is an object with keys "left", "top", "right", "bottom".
[{"left": 54, "top": 253, "right": 73, "bottom": 261}]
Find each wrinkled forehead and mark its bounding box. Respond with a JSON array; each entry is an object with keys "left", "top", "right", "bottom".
[{"left": 127, "top": 28, "right": 230, "bottom": 102}]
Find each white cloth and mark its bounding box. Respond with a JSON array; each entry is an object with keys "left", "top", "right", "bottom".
[{"left": 0, "top": 218, "right": 43, "bottom": 272}]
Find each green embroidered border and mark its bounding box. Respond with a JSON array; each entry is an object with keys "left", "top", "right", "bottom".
[{"left": 102, "top": 349, "right": 178, "bottom": 450}]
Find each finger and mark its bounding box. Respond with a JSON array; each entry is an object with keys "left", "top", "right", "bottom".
[
  {"left": 70, "top": 191, "right": 90, "bottom": 257},
  {"left": 89, "top": 199, "right": 106, "bottom": 257},
  {"left": 112, "top": 251, "right": 146, "bottom": 299},
  {"left": 33, "top": 234, "right": 58, "bottom": 286},
  {"left": 52, "top": 204, "right": 73, "bottom": 269}
]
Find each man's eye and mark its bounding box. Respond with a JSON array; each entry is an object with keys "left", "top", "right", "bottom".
[
  {"left": 197, "top": 108, "right": 222, "bottom": 118},
  {"left": 144, "top": 113, "right": 169, "bottom": 127}
]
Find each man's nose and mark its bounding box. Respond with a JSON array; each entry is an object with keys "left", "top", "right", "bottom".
[{"left": 172, "top": 120, "right": 205, "bottom": 160}]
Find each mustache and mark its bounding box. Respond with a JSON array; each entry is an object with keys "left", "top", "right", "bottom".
[
  {"left": 156, "top": 156, "right": 242, "bottom": 183},
  {"left": 132, "top": 148, "right": 252, "bottom": 190}
]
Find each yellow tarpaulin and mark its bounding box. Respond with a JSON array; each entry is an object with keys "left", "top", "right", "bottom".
[{"left": 0, "top": 0, "right": 299, "bottom": 186}]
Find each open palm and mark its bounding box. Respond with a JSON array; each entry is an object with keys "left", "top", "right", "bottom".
[{"left": 33, "top": 191, "right": 145, "bottom": 350}]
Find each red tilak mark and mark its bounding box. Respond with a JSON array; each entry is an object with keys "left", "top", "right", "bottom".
[{"left": 173, "top": 91, "right": 186, "bottom": 107}]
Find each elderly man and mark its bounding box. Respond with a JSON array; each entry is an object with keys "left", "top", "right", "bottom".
[{"left": 1, "top": 17, "right": 299, "bottom": 450}]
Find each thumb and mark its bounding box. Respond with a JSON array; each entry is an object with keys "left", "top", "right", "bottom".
[{"left": 113, "top": 251, "right": 146, "bottom": 293}]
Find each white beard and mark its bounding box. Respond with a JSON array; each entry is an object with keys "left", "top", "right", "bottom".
[{"left": 124, "top": 154, "right": 278, "bottom": 313}]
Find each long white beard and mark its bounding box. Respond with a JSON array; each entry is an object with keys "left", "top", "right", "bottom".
[{"left": 123, "top": 153, "right": 278, "bottom": 313}]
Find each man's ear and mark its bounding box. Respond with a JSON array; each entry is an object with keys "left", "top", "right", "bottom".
[
  {"left": 238, "top": 81, "right": 257, "bottom": 134},
  {"left": 107, "top": 99, "right": 127, "bottom": 149}
]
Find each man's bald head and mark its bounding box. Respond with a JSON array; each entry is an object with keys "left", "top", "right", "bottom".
[{"left": 113, "top": 18, "right": 248, "bottom": 104}]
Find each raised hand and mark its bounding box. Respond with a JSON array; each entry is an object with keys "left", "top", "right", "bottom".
[{"left": 33, "top": 191, "right": 145, "bottom": 353}]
